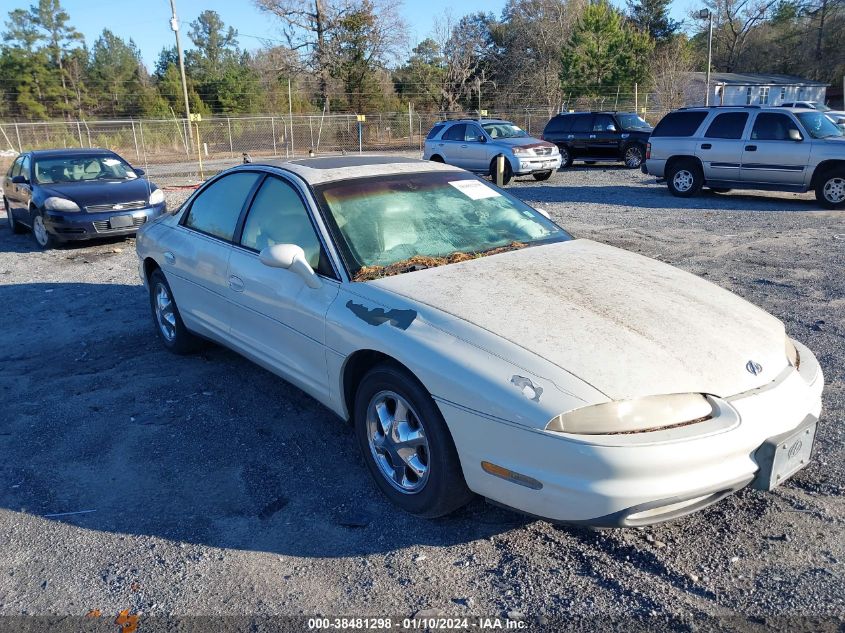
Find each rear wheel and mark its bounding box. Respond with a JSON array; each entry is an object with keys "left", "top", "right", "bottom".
[
  {"left": 623, "top": 144, "right": 645, "bottom": 169},
  {"left": 533, "top": 170, "right": 553, "bottom": 181},
  {"left": 489, "top": 156, "right": 513, "bottom": 186},
  {"left": 666, "top": 160, "right": 703, "bottom": 198},
  {"left": 815, "top": 169, "right": 845, "bottom": 209},
  {"left": 149, "top": 268, "right": 201, "bottom": 354},
  {"left": 353, "top": 363, "right": 473, "bottom": 518},
  {"left": 429, "top": 155, "right": 444, "bottom": 163},
  {"left": 4, "top": 198, "right": 24, "bottom": 234}
]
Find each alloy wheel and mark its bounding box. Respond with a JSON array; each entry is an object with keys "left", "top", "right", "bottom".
[
  {"left": 32, "top": 215, "right": 49, "bottom": 246},
  {"left": 154, "top": 282, "right": 177, "bottom": 342},
  {"left": 823, "top": 177, "right": 845, "bottom": 204},
  {"left": 673, "top": 169, "right": 694, "bottom": 192},
  {"left": 625, "top": 146, "right": 643, "bottom": 168},
  {"left": 366, "top": 390, "right": 430, "bottom": 494}
]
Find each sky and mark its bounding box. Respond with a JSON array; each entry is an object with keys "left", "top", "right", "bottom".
[{"left": 27, "top": 0, "right": 696, "bottom": 71}]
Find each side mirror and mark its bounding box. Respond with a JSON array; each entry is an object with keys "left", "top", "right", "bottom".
[
  {"left": 478, "top": 135, "right": 487, "bottom": 143},
  {"left": 788, "top": 128, "right": 803, "bottom": 141},
  {"left": 134, "top": 168, "right": 146, "bottom": 176},
  {"left": 259, "top": 243, "right": 322, "bottom": 289},
  {"left": 607, "top": 124, "right": 617, "bottom": 132},
  {"left": 11, "top": 175, "right": 27, "bottom": 184}
]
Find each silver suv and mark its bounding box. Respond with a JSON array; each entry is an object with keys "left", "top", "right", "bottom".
[
  {"left": 423, "top": 119, "right": 561, "bottom": 185},
  {"left": 644, "top": 106, "right": 845, "bottom": 208}
]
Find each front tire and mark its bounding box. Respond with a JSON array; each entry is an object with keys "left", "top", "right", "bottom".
[
  {"left": 4, "top": 198, "right": 25, "bottom": 234},
  {"left": 623, "top": 144, "right": 645, "bottom": 169},
  {"left": 815, "top": 169, "right": 845, "bottom": 209},
  {"left": 353, "top": 363, "right": 473, "bottom": 518},
  {"left": 148, "top": 268, "right": 201, "bottom": 354},
  {"left": 533, "top": 170, "right": 553, "bottom": 181},
  {"left": 31, "top": 211, "right": 59, "bottom": 249},
  {"left": 558, "top": 146, "right": 573, "bottom": 168},
  {"left": 666, "top": 160, "right": 703, "bottom": 198}
]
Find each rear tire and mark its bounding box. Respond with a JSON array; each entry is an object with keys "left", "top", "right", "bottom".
[
  {"left": 429, "top": 155, "right": 444, "bottom": 163},
  {"left": 666, "top": 159, "right": 703, "bottom": 198},
  {"left": 353, "top": 362, "right": 473, "bottom": 518},
  {"left": 533, "top": 170, "right": 553, "bottom": 181},
  {"left": 148, "top": 268, "right": 201, "bottom": 354},
  {"left": 815, "top": 169, "right": 845, "bottom": 209},
  {"left": 489, "top": 157, "right": 513, "bottom": 185},
  {"left": 4, "top": 198, "right": 25, "bottom": 234}
]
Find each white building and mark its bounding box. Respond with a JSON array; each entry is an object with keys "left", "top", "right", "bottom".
[{"left": 686, "top": 72, "right": 828, "bottom": 107}]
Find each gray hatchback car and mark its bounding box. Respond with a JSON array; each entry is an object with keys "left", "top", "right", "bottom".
[
  {"left": 644, "top": 105, "right": 845, "bottom": 208},
  {"left": 423, "top": 119, "right": 561, "bottom": 185}
]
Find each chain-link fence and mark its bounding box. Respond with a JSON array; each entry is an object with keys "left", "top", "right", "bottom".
[{"left": 1, "top": 102, "right": 669, "bottom": 186}]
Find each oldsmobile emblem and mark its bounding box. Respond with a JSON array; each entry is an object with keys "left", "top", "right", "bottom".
[{"left": 746, "top": 360, "right": 763, "bottom": 376}]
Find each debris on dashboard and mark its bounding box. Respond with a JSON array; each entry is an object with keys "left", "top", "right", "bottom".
[
  {"left": 353, "top": 242, "right": 527, "bottom": 281},
  {"left": 511, "top": 375, "right": 543, "bottom": 402},
  {"left": 346, "top": 300, "right": 417, "bottom": 330}
]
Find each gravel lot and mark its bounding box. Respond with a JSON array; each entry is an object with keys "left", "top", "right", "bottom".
[{"left": 0, "top": 165, "right": 843, "bottom": 630}]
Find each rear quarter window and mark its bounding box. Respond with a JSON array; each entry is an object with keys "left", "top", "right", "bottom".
[
  {"left": 426, "top": 124, "right": 445, "bottom": 140},
  {"left": 544, "top": 115, "right": 572, "bottom": 135},
  {"left": 651, "top": 111, "right": 709, "bottom": 137}
]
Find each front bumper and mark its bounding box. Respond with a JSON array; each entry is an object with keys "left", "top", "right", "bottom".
[
  {"left": 44, "top": 203, "right": 166, "bottom": 241},
  {"left": 512, "top": 155, "right": 562, "bottom": 175},
  {"left": 441, "top": 341, "right": 824, "bottom": 526}
]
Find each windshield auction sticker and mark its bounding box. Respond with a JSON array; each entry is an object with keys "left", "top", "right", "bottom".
[{"left": 448, "top": 180, "right": 502, "bottom": 200}]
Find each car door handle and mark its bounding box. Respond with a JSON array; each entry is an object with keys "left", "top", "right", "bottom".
[
  {"left": 589, "top": 134, "right": 596, "bottom": 139},
  {"left": 228, "top": 275, "right": 244, "bottom": 292},
  {"left": 701, "top": 143, "right": 712, "bottom": 149},
  {"left": 163, "top": 251, "right": 175, "bottom": 265},
  {"left": 460, "top": 144, "right": 467, "bottom": 148},
  {"left": 567, "top": 135, "right": 574, "bottom": 139},
  {"left": 745, "top": 145, "right": 757, "bottom": 151}
]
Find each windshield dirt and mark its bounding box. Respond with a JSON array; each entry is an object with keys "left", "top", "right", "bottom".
[
  {"left": 34, "top": 155, "right": 138, "bottom": 184},
  {"left": 315, "top": 172, "right": 569, "bottom": 280}
]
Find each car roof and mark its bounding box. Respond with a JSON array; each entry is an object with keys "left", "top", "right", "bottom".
[
  {"left": 253, "top": 155, "right": 464, "bottom": 185},
  {"left": 555, "top": 111, "right": 635, "bottom": 115},
  {"left": 438, "top": 118, "right": 510, "bottom": 125},
  {"left": 29, "top": 148, "right": 117, "bottom": 158},
  {"left": 676, "top": 105, "right": 815, "bottom": 114}
]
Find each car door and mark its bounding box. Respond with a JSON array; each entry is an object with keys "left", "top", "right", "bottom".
[
  {"left": 462, "top": 123, "right": 489, "bottom": 171},
  {"left": 568, "top": 114, "right": 592, "bottom": 158},
  {"left": 435, "top": 123, "right": 467, "bottom": 167},
  {"left": 167, "top": 170, "right": 263, "bottom": 339},
  {"left": 4, "top": 156, "right": 24, "bottom": 219},
  {"left": 741, "top": 112, "right": 811, "bottom": 186},
  {"left": 697, "top": 111, "right": 750, "bottom": 182},
  {"left": 588, "top": 114, "right": 621, "bottom": 159},
  {"left": 227, "top": 174, "right": 340, "bottom": 400}
]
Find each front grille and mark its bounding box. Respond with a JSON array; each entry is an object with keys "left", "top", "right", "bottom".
[
  {"left": 534, "top": 147, "right": 554, "bottom": 156},
  {"left": 86, "top": 200, "right": 146, "bottom": 213},
  {"left": 92, "top": 216, "right": 146, "bottom": 232}
]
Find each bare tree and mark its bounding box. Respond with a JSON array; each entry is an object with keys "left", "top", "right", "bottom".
[
  {"left": 650, "top": 37, "right": 695, "bottom": 111},
  {"left": 433, "top": 11, "right": 495, "bottom": 112},
  {"left": 696, "top": 0, "right": 779, "bottom": 71}
]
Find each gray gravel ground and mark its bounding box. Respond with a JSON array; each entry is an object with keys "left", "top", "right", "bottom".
[{"left": 0, "top": 165, "right": 843, "bottom": 631}]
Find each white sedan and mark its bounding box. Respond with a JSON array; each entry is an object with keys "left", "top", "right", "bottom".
[{"left": 136, "top": 156, "right": 824, "bottom": 526}]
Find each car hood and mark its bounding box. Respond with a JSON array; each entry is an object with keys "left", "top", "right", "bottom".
[
  {"left": 38, "top": 178, "right": 154, "bottom": 207},
  {"left": 368, "top": 239, "right": 788, "bottom": 401},
  {"left": 494, "top": 137, "right": 557, "bottom": 150}
]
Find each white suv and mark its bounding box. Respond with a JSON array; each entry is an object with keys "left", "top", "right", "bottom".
[{"left": 644, "top": 106, "right": 845, "bottom": 208}]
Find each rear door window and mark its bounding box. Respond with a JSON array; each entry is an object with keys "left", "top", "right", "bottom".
[
  {"left": 652, "top": 111, "right": 708, "bottom": 137},
  {"left": 184, "top": 171, "right": 262, "bottom": 241},
  {"left": 544, "top": 115, "right": 572, "bottom": 135},
  {"left": 704, "top": 112, "right": 749, "bottom": 139},
  {"left": 426, "top": 124, "right": 445, "bottom": 140},
  {"left": 441, "top": 124, "right": 467, "bottom": 141},
  {"left": 750, "top": 113, "right": 801, "bottom": 140},
  {"left": 570, "top": 114, "right": 592, "bottom": 134}
]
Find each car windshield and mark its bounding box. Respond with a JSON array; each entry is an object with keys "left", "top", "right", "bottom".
[
  {"left": 797, "top": 111, "right": 844, "bottom": 138},
  {"left": 617, "top": 114, "right": 651, "bottom": 130},
  {"left": 807, "top": 102, "right": 831, "bottom": 112},
  {"left": 315, "top": 171, "right": 570, "bottom": 280},
  {"left": 482, "top": 122, "right": 529, "bottom": 139},
  {"left": 33, "top": 154, "right": 138, "bottom": 184}
]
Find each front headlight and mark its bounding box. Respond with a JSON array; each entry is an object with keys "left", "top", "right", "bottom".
[
  {"left": 149, "top": 188, "right": 165, "bottom": 205},
  {"left": 511, "top": 146, "right": 532, "bottom": 156},
  {"left": 43, "top": 197, "right": 80, "bottom": 212},
  {"left": 546, "top": 393, "right": 714, "bottom": 435}
]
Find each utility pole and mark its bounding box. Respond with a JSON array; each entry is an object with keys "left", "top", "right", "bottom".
[
  {"left": 170, "top": 0, "right": 192, "bottom": 150},
  {"left": 699, "top": 8, "right": 714, "bottom": 106}
]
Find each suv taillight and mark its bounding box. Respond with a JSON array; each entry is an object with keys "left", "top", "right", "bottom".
[{"left": 646, "top": 142, "right": 651, "bottom": 160}]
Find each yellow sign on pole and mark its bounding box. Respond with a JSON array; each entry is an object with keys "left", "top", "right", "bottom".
[
  {"left": 189, "top": 113, "right": 202, "bottom": 122},
  {"left": 356, "top": 114, "right": 366, "bottom": 122},
  {"left": 480, "top": 109, "right": 488, "bottom": 116}
]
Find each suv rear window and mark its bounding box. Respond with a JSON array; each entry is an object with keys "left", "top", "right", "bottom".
[
  {"left": 705, "top": 112, "right": 749, "bottom": 139},
  {"left": 442, "top": 123, "right": 467, "bottom": 141},
  {"left": 427, "top": 124, "right": 445, "bottom": 140},
  {"left": 544, "top": 115, "right": 572, "bottom": 135},
  {"left": 652, "top": 111, "right": 708, "bottom": 137}
]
